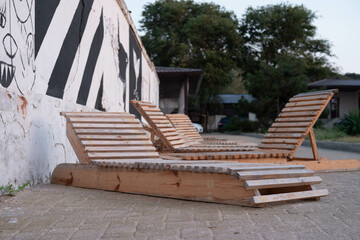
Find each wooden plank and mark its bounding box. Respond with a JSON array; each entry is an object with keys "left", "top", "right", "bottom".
[
  {"left": 81, "top": 140, "right": 153, "bottom": 146},
  {"left": 227, "top": 165, "right": 305, "bottom": 175},
  {"left": 73, "top": 123, "right": 142, "bottom": 129},
  {"left": 61, "top": 112, "right": 132, "bottom": 117},
  {"left": 77, "top": 135, "right": 149, "bottom": 140},
  {"left": 289, "top": 95, "right": 329, "bottom": 102},
  {"left": 85, "top": 146, "right": 156, "bottom": 152},
  {"left": 155, "top": 124, "right": 174, "bottom": 128},
  {"left": 68, "top": 117, "right": 140, "bottom": 123},
  {"left": 271, "top": 122, "right": 311, "bottom": 128},
  {"left": 258, "top": 144, "right": 296, "bottom": 150},
  {"left": 51, "top": 163, "right": 256, "bottom": 207},
  {"left": 294, "top": 89, "right": 338, "bottom": 97},
  {"left": 285, "top": 100, "right": 326, "bottom": 107},
  {"left": 264, "top": 133, "right": 304, "bottom": 138},
  {"left": 282, "top": 106, "right": 322, "bottom": 112},
  {"left": 142, "top": 107, "right": 161, "bottom": 112},
  {"left": 275, "top": 117, "right": 314, "bottom": 122},
  {"left": 147, "top": 112, "right": 164, "bottom": 116},
  {"left": 236, "top": 169, "right": 314, "bottom": 180},
  {"left": 251, "top": 189, "right": 329, "bottom": 205},
  {"left": 87, "top": 152, "right": 160, "bottom": 159},
  {"left": 267, "top": 127, "right": 307, "bottom": 133},
  {"left": 244, "top": 176, "right": 322, "bottom": 190},
  {"left": 278, "top": 111, "right": 317, "bottom": 117},
  {"left": 74, "top": 129, "right": 145, "bottom": 135},
  {"left": 261, "top": 138, "right": 299, "bottom": 144}
]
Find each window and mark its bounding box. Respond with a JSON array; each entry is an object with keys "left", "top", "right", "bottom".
[{"left": 330, "top": 97, "right": 339, "bottom": 118}]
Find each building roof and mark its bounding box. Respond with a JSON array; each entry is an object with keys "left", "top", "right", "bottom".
[
  {"left": 156, "top": 67, "right": 203, "bottom": 75},
  {"left": 156, "top": 66, "right": 204, "bottom": 98},
  {"left": 308, "top": 79, "right": 360, "bottom": 91},
  {"left": 219, "top": 94, "right": 255, "bottom": 104}
]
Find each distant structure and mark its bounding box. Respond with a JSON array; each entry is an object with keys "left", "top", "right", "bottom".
[
  {"left": 157, "top": 67, "right": 203, "bottom": 115},
  {"left": 308, "top": 79, "right": 360, "bottom": 118}
]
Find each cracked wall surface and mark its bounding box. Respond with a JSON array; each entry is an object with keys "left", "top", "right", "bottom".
[{"left": 0, "top": 0, "right": 159, "bottom": 186}]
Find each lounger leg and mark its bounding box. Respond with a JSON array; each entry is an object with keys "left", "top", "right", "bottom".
[{"left": 308, "top": 128, "right": 319, "bottom": 161}]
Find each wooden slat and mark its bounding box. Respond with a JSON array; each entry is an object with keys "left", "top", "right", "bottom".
[
  {"left": 282, "top": 106, "right": 322, "bottom": 112},
  {"left": 278, "top": 111, "right": 317, "bottom": 117},
  {"left": 289, "top": 95, "right": 329, "bottom": 102},
  {"left": 87, "top": 152, "right": 160, "bottom": 159},
  {"left": 73, "top": 123, "right": 142, "bottom": 129},
  {"left": 258, "top": 144, "right": 296, "bottom": 150},
  {"left": 142, "top": 106, "right": 161, "bottom": 111},
  {"left": 271, "top": 122, "right": 311, "bottom": 128},
  {"left": 261, "top": 138, "right": 299, "bottom": 144},
  {"left": 275, "top": 117, "right": 314, "bottom": 122},
  {"left": 77, "top": 135, "right": 149, "bottom": 140},
  {"left": 155, "top": 124, "right": 173, "bottom": 128},
  {"left": 264, "top": 133, "right": 304, "bottom": 138},
  {"left": 236, "top": 169, "right": 314, "bottom": 180},
  {"left": 227, "top": 165, "right": 305, "bottom": 175},
  {"left": 267, "top": 127, "right": 307, "bottom": 133},
  {"left": 147, "top": 112, "right": 164, "bottom": 116},
  {"left": 74, "top": 129, "right": 145, "bottom": 135},
  {"left": 81, "top": 140, "right": 153, "bottom": 146},
  {"left": 68, "top": 117, "right": 140, "bottom": 123},
  {"left": 244, "top": 176, "right": 322, "bottom": 189},
  {"left": 85, "top": 146, "right": 156, "bottom": 152},
  {"left": 61, "top": 112, "right": 132, "bottom": 117},
  {"left": 285, "top": 100, "right": 326, "bottom": 107},
  {"left": 251, "top": 189, "right": 329, "bottom": 205},
  {"left": 294, "top": 89, "right": 338, "bottom": 97}
]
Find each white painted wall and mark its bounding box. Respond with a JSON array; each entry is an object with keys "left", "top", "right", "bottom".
[{"left": 0, "top": 0, "right": 159, "bottom": 186}]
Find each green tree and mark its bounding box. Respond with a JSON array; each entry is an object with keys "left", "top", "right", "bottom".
[
  {"left": 240, "top": 3, "right": 335, "bottom": 128},
  {"left": 140, "top": 0, "right": 242, "bottom": 130}
]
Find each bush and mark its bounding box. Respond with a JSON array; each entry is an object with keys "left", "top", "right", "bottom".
[
  {"left": 223, "top": 117, "right": 260, "bottom": 132},
  {"left": 336, "top": 110, "right": 360, "bottom": 136}
]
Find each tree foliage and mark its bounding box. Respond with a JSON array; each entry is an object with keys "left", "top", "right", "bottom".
[
  {"left": 240, "top": 3, "right": 334, "bottom": 127},
  {"left": 140, "top": 0, "right": 243, "bottom": 128}
]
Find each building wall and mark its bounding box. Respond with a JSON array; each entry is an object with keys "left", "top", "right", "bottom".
[
  {"left": 338, "top": 91, "right": 358, "bottom": 118},
  {"left": 0, "top": 0, "right": 159, "bottom": 186}
]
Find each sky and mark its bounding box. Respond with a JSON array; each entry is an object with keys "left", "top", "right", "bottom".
[{"left": 124, "top": 0, "right": 360, "bottom": 74}]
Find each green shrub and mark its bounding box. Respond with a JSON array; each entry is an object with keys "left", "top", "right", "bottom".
[
  {"left": 223, "top": 117, "right": 260, "bottom": 132},
  {"left": 336, "top": 110, "right": 360, "bottom": 136}
]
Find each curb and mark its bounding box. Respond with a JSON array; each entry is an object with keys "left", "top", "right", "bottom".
[{"left": 229, "top": 132, "right": 360, "bottom": 153}]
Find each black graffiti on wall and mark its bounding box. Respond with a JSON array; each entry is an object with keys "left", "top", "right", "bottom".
[
  {"left": 0, "top": 0, "right": 35, "bottom": 91},
  {"left": 129, "top": 29, "right": 142, "bottom": 117}
]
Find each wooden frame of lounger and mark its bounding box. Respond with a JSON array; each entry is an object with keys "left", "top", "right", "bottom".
[{"left": 51, "top": 112, "right": 328, "bottom": 207}]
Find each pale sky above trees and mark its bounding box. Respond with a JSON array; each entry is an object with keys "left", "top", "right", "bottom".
[{"left": 125, "top": 0, "right": 360, "bottom": 74}]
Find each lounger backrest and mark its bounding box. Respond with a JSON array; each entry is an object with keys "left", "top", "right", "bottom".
[
  {"left": 61, "top": 112, "right": 160, "bottom": 164},
  {"left": 130, "top": 101, "right": 188, "bottom": 151},
  {"left": 259, "top": 89, "right": 338, "bottom": 159},
  {"left": 166, "top": 114, "right": 203, "bottom": 143}
]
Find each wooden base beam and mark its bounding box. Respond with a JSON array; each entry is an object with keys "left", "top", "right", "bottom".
[{"left": 51, "top": 163, "right": 255, "bottom": 207}]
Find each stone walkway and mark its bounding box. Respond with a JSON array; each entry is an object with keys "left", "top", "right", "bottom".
[
  {"left": 0, "top": 171, "right": 359, "bottom": 240},
  {"left": 1, "top": 133, "right": 359, "bottom": 240}
]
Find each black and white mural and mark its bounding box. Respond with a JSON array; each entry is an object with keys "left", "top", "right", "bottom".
[
  {"left": 0, "top": 0, "right": 157, "bottom": 112},
  {"left": 0, "top": 0, "right": 35, "bottom": 93}
]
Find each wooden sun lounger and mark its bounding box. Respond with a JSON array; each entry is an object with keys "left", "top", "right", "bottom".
[
  {"left": 51, "top": 112, "right": 328, "bottom": 207},
  {"left": 131, "top": 100, "right": 257, "bottom": 153},
  {"left": 166, "top": 113, "right": 244, "bottom": 145},
  {"left": 132, "top": 89, "right": 340, "bottom": 162}
]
